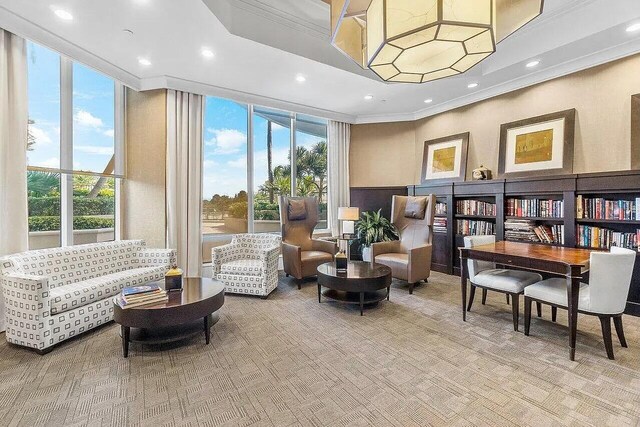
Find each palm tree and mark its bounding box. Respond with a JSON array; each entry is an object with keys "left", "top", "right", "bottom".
[{"left": 27, "top": 171, "right": 60, "bottom": 196}]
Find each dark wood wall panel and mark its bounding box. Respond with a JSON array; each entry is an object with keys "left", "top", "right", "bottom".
[{"left": 350, "top": 186, "right": 408, "bottom": 219}]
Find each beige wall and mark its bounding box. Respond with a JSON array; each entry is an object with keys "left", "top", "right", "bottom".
[
  {"left": 351, "top": 54, "right": 640, "bottom": 186},
  {"left": 121, "top": 88, "right": 167, "bottom": 248}
]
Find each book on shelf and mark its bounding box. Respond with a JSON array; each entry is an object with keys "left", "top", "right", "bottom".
[
  {"left": 116, "top": 287, "right": 168, "bottom": 309},
  {"left": 576, "top": 196, "right": 640, "bottom": 221},
  {"left": 435, "top": 202, "right": 447, "bottom": 215},
  {"left": 433, "top": 217, "right": 447, "bottom": 233},
  {"left": 456, "top": 200, "right": 496, "bottom": 216},
  {"left": 506, "top": 198, "right": 563, "bottom": 218},
  {"left": 456, "top": 219, "right": 494, "bottom": 236},
  {"left": 576, "top": 225, "right": 640, "bottom": 250},
  {"left": 504, "top": 219, "right": 564, "bottom": 245}
]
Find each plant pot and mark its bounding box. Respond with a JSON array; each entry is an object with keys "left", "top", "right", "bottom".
[{"left": 361, "top": 246, "right": 372, "bottom": 262}]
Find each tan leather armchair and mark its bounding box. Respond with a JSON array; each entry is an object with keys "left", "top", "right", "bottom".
[
  {"left": 371, "top": 194, "right": 436, "bottom": 294},
  {"left": 279, "top": 196, "right": 337, "bottom": 287}
]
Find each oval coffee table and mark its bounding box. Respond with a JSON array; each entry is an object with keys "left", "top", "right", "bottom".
[
  {"left": 317, "top": 261, "right": 392, "bottom": 315},
  {"left": 113, "top": 277, "right": 224, "bottom": 357}
]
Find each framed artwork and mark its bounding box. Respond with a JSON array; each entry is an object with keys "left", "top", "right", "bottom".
[
  {"left": 632, "top": 94, "right": 640, "bottom": 169},
  {"left": 421, "top": 132, "right": 469, "bottom": 184},
  {"left": 498, "top": 109, "right": 576, "bottom": 178}
]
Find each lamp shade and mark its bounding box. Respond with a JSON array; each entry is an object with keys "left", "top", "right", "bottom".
[{"left": 338, "top": 207, "right": 360, "bottom": 221}]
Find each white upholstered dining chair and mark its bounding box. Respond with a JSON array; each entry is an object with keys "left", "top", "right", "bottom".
[
  {"left": 524, "top": 246, "right": 636, "bottom": 359},
  {"left": 464, "top": 235, "right": 543, "bottom": 331}
]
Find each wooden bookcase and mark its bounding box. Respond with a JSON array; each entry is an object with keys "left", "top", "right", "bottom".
[{"left": 409, "top": 171, "right": 640, "bottom": 316}]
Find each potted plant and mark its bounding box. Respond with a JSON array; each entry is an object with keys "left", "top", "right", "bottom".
[{"left": 355, "top": 209, "right": 398, "bottom": 262}]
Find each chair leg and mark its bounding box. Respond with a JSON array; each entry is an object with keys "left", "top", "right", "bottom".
[
  {"left": 481, "top": 288, "right": 487, "bottom": 305},
  {"left": 297, "top": 281, "right": 301, "bottom": 290},
  {"left": 467, "top": 285, "right": 476, "bottom": 311},
  {"left": 598, "top": 315, "right": 615, "bottom": 360},
  {"left": 551, "top": 306, "right": 557, "bottom": 322},
  {"left": 613, "top": 316, "right": 628, "bottom": 348},
  {"left": 285, "top": 273, "right": 289, "bottom": 277},
  {"left": 524, "top": 296, "right": 532, "bottom": 336},
  {"left": 506, "top": 294, "right": 510, "bottom": 305},
  {"left": 511, "top": 293, "right": 520, "bottom": 332},
  {"left": 536, "top": 301, "right": 542, "bottom": 317},
  {"left": 409, "top": 283, "right": 414, "bottom": 295}
]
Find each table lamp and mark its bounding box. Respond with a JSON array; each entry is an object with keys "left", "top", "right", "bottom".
[{"left": 338, "top": 207, "right": 359, "bottom": 239}]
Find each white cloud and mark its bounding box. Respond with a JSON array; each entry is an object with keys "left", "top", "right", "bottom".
[
  {"left": 74, "top": 109, "right": 104, "bottom": 128},
  {"left": 29, "top": 125, "right": 53, "bottom": 145},
  {"left": 205, "top": 128, "right": 246, "bottom": 154},
  {"left": 103, "top": 129, "right": 115, "bottom": 138},
  {"left": 227, "top": 156, "right": 247, "bottom": 169},
  {"left": 75, "top": 146, "right": 113, "bottom": 155},
  {"left": 271, "top": 122, "right": 285, "bottom": 131},
  {"left": 39, "top": 157, "right": 60, "bottom": 168}
]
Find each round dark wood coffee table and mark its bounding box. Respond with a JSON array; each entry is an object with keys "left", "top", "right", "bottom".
[
  {"left": 317, "top": 261, "right": 392, "bottom": 315},
  {"left": 113, "top": 277, "right": 224, "bottom": 357}
]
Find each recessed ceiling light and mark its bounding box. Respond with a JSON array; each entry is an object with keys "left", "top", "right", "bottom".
[
  {"left": 138, "top": 57, "right": 152, "bottom": 66},
  {"left": 295, "top": 74, "right": 306, "bottom": 83},
  {"left": 53, "top": 8, "right": 73, "bottom": 20},
  {"left": 364, "top": 94, "right": 373, "bottom": 100},
  {"left": 201, "top": 48, "right": 214, "bottom": 59},
  {"left": 424, "top": 98, "right": 433, "bottom": 104},
  {"left": 467, "top": 83, "right": 478, "bottom": 89},
  {"left": 626, "top": 23, "right": 640, "bottom": 33},
  {"left": 526, "top": 60, "right": 540, "bottom": 68}
]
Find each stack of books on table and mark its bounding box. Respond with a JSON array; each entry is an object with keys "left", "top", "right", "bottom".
[{"left": 115, "top": 284, "right": 168, "bottom": 309}]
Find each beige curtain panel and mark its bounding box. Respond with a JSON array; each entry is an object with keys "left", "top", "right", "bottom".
[
  {"left": 166, "top": 90, "right": 204, "bottom": 277},
  {"left": 0, "top": 28, "right": 29, "bottom": 331},
  {"left": 328, "top": 120, "right": 351, "bottom": 237}
]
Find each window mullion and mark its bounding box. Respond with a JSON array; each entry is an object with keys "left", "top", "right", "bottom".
[
  {"left": 290, "top": 115, "right": 296, "bottom": 197},
  {"left": 60, "top": 57, "right": 73, "bottom": 246},
  {"left": 247, "top": 105, "right": 255, "bottom": 233}
]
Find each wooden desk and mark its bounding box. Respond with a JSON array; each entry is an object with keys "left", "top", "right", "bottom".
[{"left": 459, "top": 241, "right": 592, "bottom": 361}]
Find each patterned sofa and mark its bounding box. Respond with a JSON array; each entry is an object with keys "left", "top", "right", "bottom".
[
  {"left": 212, "top": 234, "right": 281, "bottom": 298},
  {"left": 0, "top": 240, "right": 175, "bottom": 353}
]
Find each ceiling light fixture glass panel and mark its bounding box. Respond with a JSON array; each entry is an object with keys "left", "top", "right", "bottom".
[
  {"left": 421, "top": 67, "right": 459, "bottom": 82},
  {"left": 464, "top": 30, "right": 494, "bottom": 53},
  {"left": 335, "top": 16, "right": 367, "bottom": 66},
  {"left": 442, "top": 0, "right": 492, "bottom": 25},
  {"left": 370, "top": 63, "right": 400, "bottom": 80},
  {"left": 436, "top": 24, "right": 486, "bottom": 42},
  {"left": 385, "top": 0, "right": 439, "bottom": 39},
  {"left": 366, "top": 0, "right": 385, "bottom": 63},
  {"left": 452, "top": 52, "right": 492, "bottom": 72},
  {"left": 495, "top": 0, "right": 543, "bottom": 42},
  {"left": 389, "top": 72, "right": 423, "bottom": 83},
  {"left": 370, "top": 43, "right": 403, "bottom": 66},
  {"left": 394, "top": 40, "right": 465, "bottom": 74},
  {"left": 388, "top": 26, "right": 438, "bottom": 49}
]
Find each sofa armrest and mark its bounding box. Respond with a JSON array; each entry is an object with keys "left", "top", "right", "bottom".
[
  {"left": 260, "top": 246, "right": 281, "bottom": 274},
  {"left": 408, "top": 244, "right": 432, "bottom": 283},
  {"left": 281, "top": 242, "right": 302, "bottom": 278},
  {"left": 2, "top": 273, "right": 52, "bottom": 325},
  {"left": 137, "top": 248, "right": 177, "bottom": 269},
  {"left": 371, "top": 240, "right": 401, "bottom": 261},
  {"left": 211, "top": 243, "right": 239, "bottom": 275},
  {"left": 311, "top": 239, "right": 337, "bottom": 256}
]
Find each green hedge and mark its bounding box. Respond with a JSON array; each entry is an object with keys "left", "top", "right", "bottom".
[
  {"left": 28, "top": 196, "right": 114, "bottom": 216},
  {"left": 29, "top": 216, "right": 114, "bottom": 232}
]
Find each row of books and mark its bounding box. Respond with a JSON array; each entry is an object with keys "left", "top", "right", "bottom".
[
  {"left": 433, "top": 217, "right": 447, "bottom": 233},
  {"left": 115, "top": 284, "right": 168, "bottom": 309},
  {"left": 435, "top": 202, "right": 447, "bottom": 215},
  {"left": 456, "top": 200, "right": 496, "bottom": 216},
  {"left": 576, "top": 225, "right": 640, "bottom": 250},
  {"left": 576, "top": 196, "right": 640, "bottom": 221},
  {"left": 504, "top": 219, "right": 564, "bottom": 244},
  {"left": 456, "top": 219, "right": 495, "bottom": 236},
  {"left": 506, "top": 198, "right": 564, "bottom": 218}
]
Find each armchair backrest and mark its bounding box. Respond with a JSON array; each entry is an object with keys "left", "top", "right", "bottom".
[
  {"left": 464, "top": 235, "right": 496, "bottom": 279},
  {"left": 390, "top": 195, "right": 436, "bottom": 252},
  {"left": 231, "top": 233, "right": 281, "bottom": 257},
  {"left": 278, "top": 196, "right": 319, "bottom": 251},
  {"left": 588, "top": 246, "right": 636, "bottom": 314}
]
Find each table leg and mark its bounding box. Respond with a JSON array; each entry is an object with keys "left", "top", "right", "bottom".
[
  {"left": 387, "top": 286, "right": 390, "bottom": 301},
  {"left": 318, "top": 283, "right": 321, "bottom": 303},
  {"left": 121, "top": 326, "right": 130, "bottom": 358},
  {"left": 360, "top": 292, "right": 364, "bottom": 316},
  {"left": 460, "top": 255, "right": 468, "bottom": 322},
  {"left": 204, "top": 316, "right": 210, "bottom": 345},
  {"left": 567, "top": 273, "right": 580, "bottom": 361}
]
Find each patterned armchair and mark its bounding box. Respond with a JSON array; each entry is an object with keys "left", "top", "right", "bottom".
[
  {"left": 0, "top": 240, "right": 175, "bottom": 353},
  {"left": 211, "top": 234, "right": 281, "bottom": 298}
]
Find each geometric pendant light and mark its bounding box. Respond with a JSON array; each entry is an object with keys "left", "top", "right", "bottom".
[{"left": 330, "top": 0, "right": 544, "bottom": 83}]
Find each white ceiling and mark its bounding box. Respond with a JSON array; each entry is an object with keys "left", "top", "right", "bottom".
[{"left": 1, "top": 0, "right": 640, "bottom": 123}]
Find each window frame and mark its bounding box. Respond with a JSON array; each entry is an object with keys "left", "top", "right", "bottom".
[{"left": 26, "top": 42, "right": 125, "bottom": 247}]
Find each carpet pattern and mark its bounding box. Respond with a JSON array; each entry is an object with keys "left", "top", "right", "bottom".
[{"left": 1, "top": 271, "right": 639, "bottom": 426}]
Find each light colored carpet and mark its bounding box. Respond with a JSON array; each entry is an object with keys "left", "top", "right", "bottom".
[{"left": 1, "top": 271, "right": 639, "bottom": 426}]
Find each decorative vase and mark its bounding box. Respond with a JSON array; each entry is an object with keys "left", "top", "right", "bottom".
[
  {"left": 472, "top": 164, "right": 492, "bottom": 180},
  {"left": 335, "top": 250, "right": 348, "bottom": 271},
  {"left": 361, "top": 246, "right": 372, "bottom": 262},
  {"left": 165, "top": 265, "right": 183, "bottom": 291}
]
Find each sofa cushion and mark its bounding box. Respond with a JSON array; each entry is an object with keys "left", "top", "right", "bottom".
[
  {"left": 301, "top": 250, "right": 333, "bottom": 264},
  {"left": 404, "top": 196, "right": 427, "bottom": 219},
  {"left": 220, "top": 259, "right": 263, "bottom": 276},
  {"left": 288, "top": 199, "right": 307, "bottom": 220},
  {"left": 49, "top": 265, "right": 167, "bottom": 314}
]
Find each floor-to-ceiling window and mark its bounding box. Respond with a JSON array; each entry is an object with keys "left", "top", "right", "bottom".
[
  {"left": 26, "top": 41, "right": 123, "bottom": 249},
  {"left": 202, "top": 97, "right": 329, "bottom": 261}
]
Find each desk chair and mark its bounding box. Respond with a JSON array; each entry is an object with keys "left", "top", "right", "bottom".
[{"left": 524, "top": 246, "right": 636, "bottom": 359}]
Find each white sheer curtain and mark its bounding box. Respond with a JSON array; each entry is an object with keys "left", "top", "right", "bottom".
[
  {"left": 0, "top": 29, "right": 28, "bottom": 331},
  {"left": 166, "top": 90, "right": 203, "bottom": 277},
  {"left": 327, "top": 120, "right": 351, "bottom": 236}
]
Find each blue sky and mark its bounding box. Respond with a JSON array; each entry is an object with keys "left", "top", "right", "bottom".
[{"left": 27, "top": 42, "right": 115, "bottom": 173}]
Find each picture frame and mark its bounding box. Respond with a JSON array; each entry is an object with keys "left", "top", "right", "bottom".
[
  {"left": 631, "top": 94, "right": 640, "bottom": 169},
  {"left": 498, "top": 109, "right": 576, "bottom": 178},
  {"left": 420, "top": 132, "right": 469, "bottom": 184}
]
